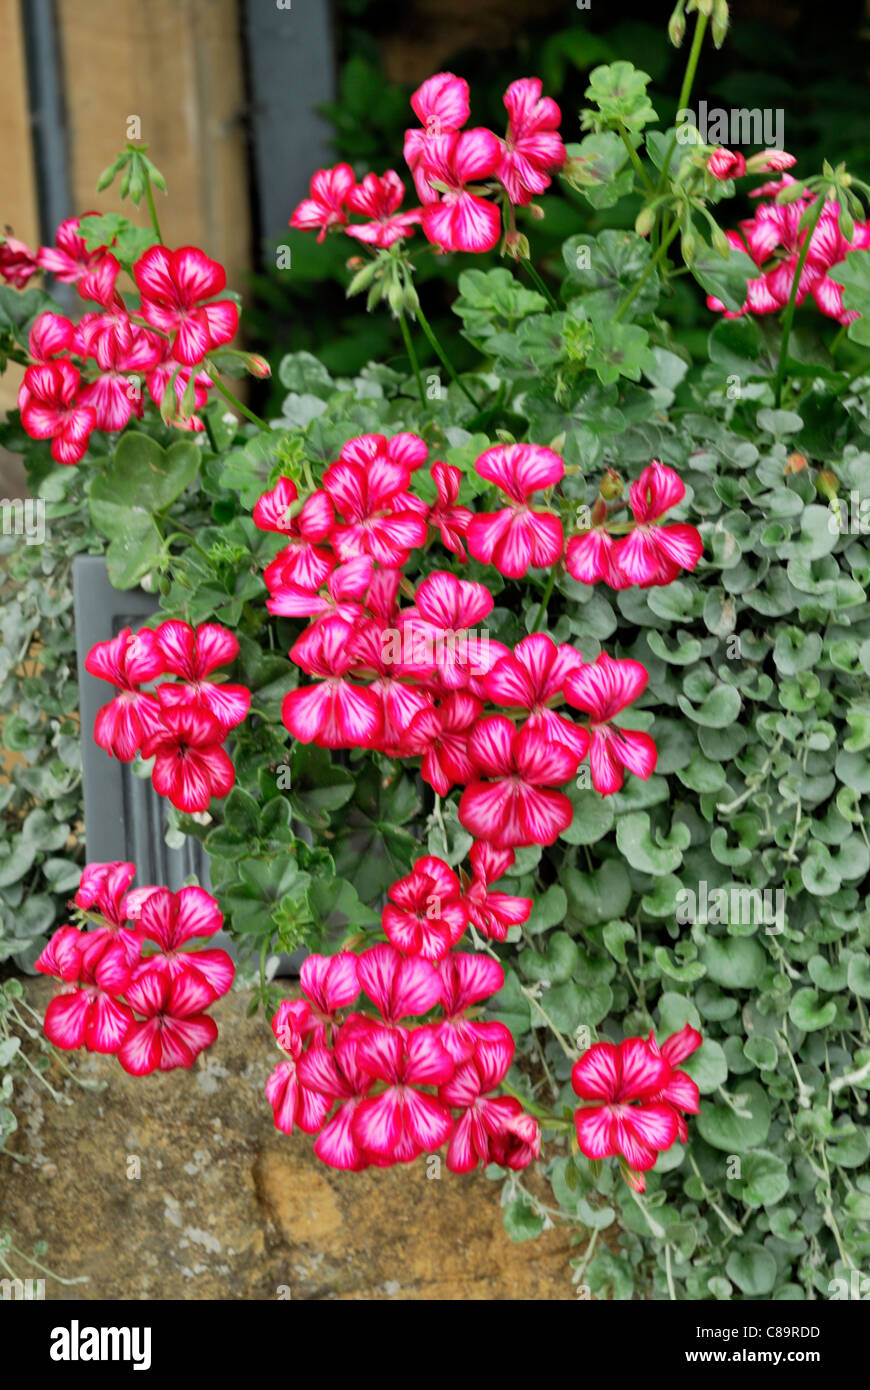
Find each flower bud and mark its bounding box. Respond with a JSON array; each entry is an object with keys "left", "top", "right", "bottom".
[
  {"left": 403, "top": 282, "right": 420, "bottom": 315},
  {"left": 712, "top": 222, "right": 731, "bottom": 258},
  {"left": 504, "top": 229, "right": 531, "bottom": 261},
  {"left": 783, "top": 452, "right": 808, "bottom": 476},
  {"left": 346, "top": 260, "right": 379, "bottom": 297},
  {"left": 668, "top": 1, "right": 686, "bottom": 47},
  {"left": 387, "top": 280, "right": 405, "bottom": 317},
  {"left": 599, "top": 468, "right": 624, "bottom": 500},
  {"left": 775, "top": 180, "right": 808, "bottom": 204},
  {"left": 635, "top": 205, "right": 656, "bottom": 237},
  {"left": 839, "top": 206, "right": 855, "bottom": 242},
  {"left": 711, "top": 0, "right": 730, "bottom": 48},
  {"left": 528, "top": 203, "right": 546, "bottom": 221},
  {"left": 816, "top": 468, "right": 839, "bottom": 500},
  {"left": 707, "top": 147, "right": 745, "bottom": 181},
  {"left": 681, "top": 230, "right": 696, "bottom": 263}
]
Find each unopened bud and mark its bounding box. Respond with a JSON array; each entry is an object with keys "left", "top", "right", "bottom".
[
  {"left": 711, "top": 0, "right": 730, "bottom": 48},
  {"left": 403, "top": 283, "right": 420, "bottom": 315},
  {"left": 839, "top": 206, "right": 855, "bottom": 242},
  {"left": 816, "top": 468, "right": 839, "bottom": 500},
  {"left": 387, "top": 280, "right": 405, "bottom": 317},
  {"left": 668, "top": 1, "right": 686, "bottom": 47},
  {"left": 776, "top": 180, "right": 808, "bottom": 204},
  {"left": 504, "top": 229, "right": 531, "bottom": 261},
  {"left": 681, "top": 231, "right": 697, "bottom": 263},
  {"left": 784, "top": 452, "right": 808, "bottom": 476},
  {"left": 346, "top": 260, "right": 379, "bottom": 297},
  {"left": 599, "top": 468, "right": 624, "bottom": 500},
  {"left": 591, "top": 497, "right": 608, "bottom": 525},
  {"left": 245, "top": 353, "right": 271, "bottom": 379},
  {"left": 635, "top": 205, "right": 656, "bottom": 238},
  {"left": 712, "top": 222, "right": 730, "bottom": 258},
  {"left": 528, "top": 203, "right": 546, "bottom": 221}
]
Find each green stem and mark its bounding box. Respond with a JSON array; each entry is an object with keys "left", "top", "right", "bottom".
[
  {"left": 522, "top": 259, "right": 560, "bottom": 312},
  {"left": 414, "top": 302, "right": 480, "bottom": 408},
  {"left": 499, "top": 1078, "right": 567, "bottom": 1125},
  {"left": 655, "top": 9, "right": 709, "bottom": 199},
  {"left": 618, "top": 123, "right": 654, "bottom": 194},
  {"left": 614, "top": 218, "right": 680, "bottom": 322},
  {"left": 144, "top": 173, "right": 163, "bottom": 244},
  {"left": 773, "top": 196, "right": 826, "bottom": 407},
  {"left": 398, "top": 310, "right": 425, "bottom": 404},
  {"left": 211, "top": 373, "right": 271, "bottom": 431},
  {"left": 532, "top": 565, "right": 559, "bottom": 632}
]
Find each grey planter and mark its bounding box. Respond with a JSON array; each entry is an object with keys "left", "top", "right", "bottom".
[{"left": 72, "top": 555, "right": 302, "bottom": 974}]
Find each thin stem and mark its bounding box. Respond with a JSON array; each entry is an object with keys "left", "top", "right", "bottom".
[
  {"left": 655, "top": 9, "right": 709, "bottom": 199},
  {"left": 773, "top": 195, "right": 826, "bottom": 407},
  {"left": 144, "top": 173, "right": 163, "bottom": 244},
  {"left": 618, "top": 123, "right": 654, "bottom": 194},
  {"left": 613, "top": 218, "right": 680, "bottom": 322},
  {"left": 574, "top": 1226, "right": 599, "bottom": 1287},
  {"left": 211, "top": 373, "right": 271, "bottom": 431},
  {"left": 398, "top": 310, "right": 425, "bottom": 404},
  {"left": 532, "top": 566, "right": 559, "bottom": 632},
  {"left": 413, "top": 302, "right": 480, "bottom": 408},
  {"left": 522, "top": 259, "right": 559, "bottom": 312}
]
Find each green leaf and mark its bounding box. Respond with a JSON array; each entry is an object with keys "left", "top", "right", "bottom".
[
  {"left": 788, "top": 987, "right": 837, "bottom": 1031},
  {"left": 727, "top": 1151, "right": 789, "bottom": 1207},
  {"left": 690, "top": 238, "right": 758, "bottom": 314},
  {"left": 583, "top": 61, "right": 658, "bottom": 133},
  {"left": 616, "top": 812, "right": 689, "bottom": 875},
  {"left": 725, "top": 1245, "right": 778, "bottom": 1295},
  {"left": 503, "top": 1197, "right": 545, "bottom": 1242},
  {"left": 700, "top": 937, "right": 766, "bottom": 989},
  {"left": 696, "top": 1081, "right": 771, "bottom": 1152}
]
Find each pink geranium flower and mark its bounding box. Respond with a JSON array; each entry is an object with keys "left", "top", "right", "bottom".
[
  {"left": 563, "top": 653, "right": 657, "bottom": 795},
  {"left": 86, "top": 627, "right": 165, "bottom": 761},
  {"left": 646, "top": 1023, "right": 703, "bottom": 1142},
  {"left": 355, "top": 943, "right": 443, "bottom": 1025},
  {"left": 441, "top": 1028, "right": 540, "bottom": 1172},
  {"left": 322, "top": 452, "right": 428, "bottom": 567},
  {"left": 298, "top": 952, "right": 360, "bottom": 1037},
  {"left": 18, "top": 361, "right": 96, "bottom": 464},
  {"left": 282, "top": 616, "right": 384, "bottom": 749},
  {"left": 352, "top": 1024, "right": 455, "bottom": 1162},
  {"left": 135, "top": 886, "right": 234, "bottom": 1001},
  {"left": 0, "top": 234, "right": 39, "bottom": 287},
  {"left": 418, "top": 129, "right": 503, "bottom": 253},
  {"left": 707, "top": 147, "right": 746, "bottom": 180},
  {"left": 118, "top": 970, "right": 220, "bottom": 1075},
  {"left": 345, "top": 171, "right": 422, "bottom": 248},
  {"left": 397, "top": 570, "right": 505, "bottom": 692},
  {"left": 290, "top": 163, "right": 356, "bottom": 241},
  {"left": 400, "top": 691, "right": 482, "bottom": 796},
  {"left": 404, "top": 73, "right": 471, "bottom": 201},
  {"left": 611, "top": 460, "right": 703, "bottom": 587},
  {"left": 153, "top": 620, "right": 251, "bottom": 729},
  {"left": 258, "top": 480, "right": 336, "bottom": 593},
  {"left": 459, "top": 717, "right": 580, "bottom": 848},
  {"left": 498, "top": 77, "right": 566, "bottom": 206},
  {"left": 141, "top": 700, "right": 236, "bottom": 812},
  {"left": 267, "top": 1001, "right": 335, "bottom": 1135},
  {"left": 484, "top": 633, "right": 588, "bottom": 758},
  {"left": 565, "top": 526, "right": 627, "bottom": 588},
  {"left": 78, "top": 326, "right": 164, "bottom": 432},
  {"left": 571, "top": 1037, "right": 681, "bottom": 1186},
  {"left": 435, "top": 953, "right": 506, "bottom": 1064},
  {"left": 133, "top": 245, "right": 239, "bottom": 365},
  {"left": 427, "top": 462, "right": 474, "bottom": 558},
  {"left": 463, "top": 841, "right": 533, "bottom": 942},
  {"left": 382, "top": 855, "right": 468, "bottom": 961},
  {"left": 36, "top": 932, "right": 134, "bottom": 1054},
  {"left": 467, "top": 443, "right": 564, "bottom": 578},
  {"left": 29, "top": 312, "right": 75, "bottom": 361},
  {"left": 37, "top": 214, "right": 108, "bottom": 285}
]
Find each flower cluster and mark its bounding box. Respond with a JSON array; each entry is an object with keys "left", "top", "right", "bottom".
[
  {"left": 257, "top": 433, "right": 664, "bottom": 808},
  {"left": 571, "top": 1025, "right": 703, "bottom": 1191},
  {"left": 566, "top": 459, "right": 703, "bottom": 590},
  {"left": 35, "top": 862, "right": 234, "bottom": 1073},
  {"left": 265, "top": 940, "right": 541, "bottom": 1173},
  {"left": 86, "top": 620, "right": 250, "bottom": 812},
  {"left": 290, "top": 74, "right": 565, "bottom": 255},
  {"left": 5, "top": 218, "right": 240, "bottom": 461},
  {"left": 709, "top": 174, "right": 870, "bottom": 323}
]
